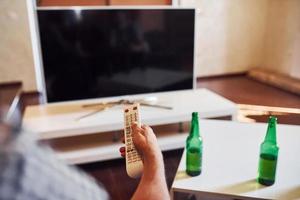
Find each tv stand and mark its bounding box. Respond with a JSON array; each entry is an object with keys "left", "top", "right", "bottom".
[
  {"left": 78, "top": 98, "right": 172, "bottom": 121},
  {"left": 23, "top": 89, "right": 237, "bottom": 164}
]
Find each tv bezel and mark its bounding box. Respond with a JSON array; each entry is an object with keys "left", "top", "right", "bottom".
[{"left": 28, "top": 5, "right": 197, "bottom": 104}]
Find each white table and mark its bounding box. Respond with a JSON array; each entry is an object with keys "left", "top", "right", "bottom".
[
  {"left": 22, "top": 89, "right": 237, "bottom": 164},
  {"left": 171, "top": 120, "right": 300, "bottom": 200}
]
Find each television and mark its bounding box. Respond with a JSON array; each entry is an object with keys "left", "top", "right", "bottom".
[{"left": 35, "top": 7, "right": 195, "bottom": 103}]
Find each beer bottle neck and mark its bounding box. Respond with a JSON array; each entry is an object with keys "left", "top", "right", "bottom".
[
  {"left": 190, "top": 116, "right": 200, "bottom": 137},
  {"left": 264, "top": 117, "right": 277, "bottom": 144}
]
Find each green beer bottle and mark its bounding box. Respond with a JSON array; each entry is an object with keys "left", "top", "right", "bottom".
[
  {"left": 186, "top": 112, "right": 202, "bottom": 176},
  {"left": 257, "top": 116, "right": 279, "bottom": 186}
]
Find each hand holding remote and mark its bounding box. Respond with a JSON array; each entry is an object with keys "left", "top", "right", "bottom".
[
  {"left": 119, "top": 123, "right": 161, "bottom": 160},
  {"left": 121, "top": 117, "right": 169, "bottom": 199},
  {"left": 124, "top": 104, "right": 143, "bottom": 178},
  {"left": 130, "top": 123, "right": 161, "bottom": 161},
  {"left": 122, "top": 103, "right": 163, "bottom": 179}
]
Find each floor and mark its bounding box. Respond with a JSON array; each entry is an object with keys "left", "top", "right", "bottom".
[
  {"left": 0, "top": 82, "right": 21, "bottom": 108},
  {"left": 198, "top": 75, "right": 300, "bottom": 125},
  {"left": 198, "top": 75, "right": 300, "bottom": 108},
  {"left": 1, "top": 75, "right": 299, "bottom": 200}
]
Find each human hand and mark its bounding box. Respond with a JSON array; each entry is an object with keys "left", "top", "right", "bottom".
[
  {"left": 120, "top": 123, "right": 168, "bottom": 200},
  {"left": 119, "top": 123, "right": 161, "bottom": 161}
]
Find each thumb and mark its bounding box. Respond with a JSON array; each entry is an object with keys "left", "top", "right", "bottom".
[{"left": 131, "top": 123, "right": 146, "bottom": 150}]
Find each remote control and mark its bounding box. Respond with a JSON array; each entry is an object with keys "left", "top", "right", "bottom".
[{"left": 124, "top": 103, "right": 143, "bottom": 178}]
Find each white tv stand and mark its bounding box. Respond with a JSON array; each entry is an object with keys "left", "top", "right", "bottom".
[{"left": 23, "top": 88, "right": 237, "bottom": 164}]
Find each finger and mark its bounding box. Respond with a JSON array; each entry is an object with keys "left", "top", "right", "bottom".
[
  {"left": 132, "top": 123, "right": 144, "bottom": 135},
  {"left": 132, "top": 122, "right": 141, "bottom": 129},
  {"left": 141, "top": 124, "right": 147, "bottom": 130},
  {"left": 131, "top": 124, "right": 145, "bottom": 149},
  {"left": 141, "top": 124, "right": 153, "bottom": 134},
  {"left": 141, "top": 124, "right": 152, "bottom": 130}
]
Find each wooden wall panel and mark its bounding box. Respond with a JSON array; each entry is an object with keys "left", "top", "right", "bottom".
[
  {"left": 39, "top": 0, "right": 107, "bottom": 6},
  {"left": 109, "top": 0, "right": 172, "bottom": 5},
  {"left": 109, "top": 0, "right": 171, "bottom": 5}
]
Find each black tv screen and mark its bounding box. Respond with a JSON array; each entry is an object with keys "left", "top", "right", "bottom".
[{"left": 37, "top": 8, "right": 195, "bottom": 102}]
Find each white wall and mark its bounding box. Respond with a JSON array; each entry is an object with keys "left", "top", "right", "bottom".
[
  {"left": 0, "top": 0, "right": 299, "bottom": 91},
  {"left": 262, "top": 0, "right": 300, "bottom": 79},
  {"left": 181, "top": 0, "right": 300, "bottom": 78},
  {"left": 181, "top": 0, "right": 269, "bottom": 77},
  {"left": 0, "top": 0, "right": 36, "bottom": 91}
]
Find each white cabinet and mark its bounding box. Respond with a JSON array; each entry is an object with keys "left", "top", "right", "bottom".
[{"left": 23, "top": 88, "right": 237, "bottom": 164}]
